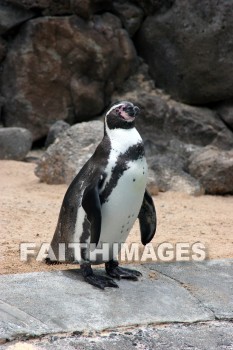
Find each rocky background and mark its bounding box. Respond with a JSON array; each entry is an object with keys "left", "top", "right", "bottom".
[{"left": 0, "top": 0, "right": 233, "bottom": 195}]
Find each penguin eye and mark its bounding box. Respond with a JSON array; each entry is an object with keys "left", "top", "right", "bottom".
[{"left": 115, "top": 108, "right": 120, "bottom": 113}]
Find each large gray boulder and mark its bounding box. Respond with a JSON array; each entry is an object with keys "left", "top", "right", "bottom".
[
  {"left": 35, "top": 121, "right": 104, "bottom": 184},
  {"left": 45, "top": 120, "right": 70, "bottom": 148},
  {"left": 0, "top": 127, "right": 32, "bottom": 160},
  {"left": 165, "top": 102, "right": 233, "bottom": 150},
  {"left": 146, "top": 140, "right": 204, "bottom": 196},
  {"left": 113, "top": 64, "right": 233, "bottom": 150},
  {"left": 136, "top": 0, "right": 233, "bottom": 104},
  {"left": 1, "top": 13, "right": 137, "bottom": 140},
  {"left": 0, "top": 1, "right": 36, "bottom": 35},
  {"left": 188, "top": 146, "right": 233, "bottom": 194}
]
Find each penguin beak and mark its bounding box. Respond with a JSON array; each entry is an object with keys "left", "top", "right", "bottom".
[
  {"left": 133, "top": 106, "right": 140, "bottom": 116},
  {"left": 124, "top": 105, "right": 140, "bottom": 117}
]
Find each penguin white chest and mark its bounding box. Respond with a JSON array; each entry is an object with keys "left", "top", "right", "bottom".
[{"left": 99, "top": 156, "right": 148, "bottom": 246}]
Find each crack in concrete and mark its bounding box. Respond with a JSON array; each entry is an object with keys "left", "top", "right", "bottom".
[{"left": 146, "top": 266, "right": 216, "bottom": 320}]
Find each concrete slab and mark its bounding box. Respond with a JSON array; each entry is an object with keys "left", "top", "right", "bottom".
[
  {"left": 150, "top": 259, "right": 233, "bottom": 319},
  {"left": 0, "top": 300, "right": 51, "bottom": 340},
  {"left": 0, "top": 264, "right": 215, "bottom": 341},
  {"left": 1, "top": 321, "right": 233, "bottom": 350}
]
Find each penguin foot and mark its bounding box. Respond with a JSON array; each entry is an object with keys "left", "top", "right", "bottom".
[
  {"left": 85, "top": 274, "right": 119, "bottom": 290},
  {"left": 105, "top": 260, "right": 142, "bottom": 281},
  {"left": 81, "top": 263, "right": 119, "bottom": 290}
]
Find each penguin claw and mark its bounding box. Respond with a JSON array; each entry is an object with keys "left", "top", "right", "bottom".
[
  {"left": 84, "top": 274, "right": 119, "bottom": 290},
  {"left": 106, "top": 266, "right": 142, "bottom": 281}
]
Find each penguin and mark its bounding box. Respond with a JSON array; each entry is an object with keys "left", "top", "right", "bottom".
[{"left": 46, "top": 101, "right": 156, "bottom": 289}]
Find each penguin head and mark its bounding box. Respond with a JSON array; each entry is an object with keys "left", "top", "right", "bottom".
[{"left": 105, "top": 101, "right": 140, "bottom": 130}]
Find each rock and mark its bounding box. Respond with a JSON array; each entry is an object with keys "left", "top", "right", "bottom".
[
  {"left": 43, "top": 1, "right": 73, "bottom": 15},
  {"left": 111, "top": 63, "right": 233, "bottom": 194},
  {"left": 0, "top": 0, "right": 36, "bottom": 35},
  {"left": 136, "top": 0, "right": 233, "bottom": 104},
  {"left": 215, "top": 100, "right": 233, "bottom": 131},
  {"left": 149, "top": 159, "right": 204, "bottom": 196},
  {"left": 6, "top": 0, "right": 50, "bottom": 10},
  {"left": 71, "top": 0, "right": 112, "bottom": 19},
  {"left": 188, "top": 146, "right": 233, "bottom": 194},
  {"left": 0, "top": 96, "right": 5, "bottom": 122},
  {"left": 0, "top": 127, "right": 32, "bottom": 160},
  {"left": 35, "top": 121, "right": 103, "bottom": 184},
  {"left": 35, "top": 116, "right": 204, "bottom": 194},
  {"left": 146, "top": 140, "right": 204, "bottom": 196},
  {"left": 113, "top": 63, "right": 233, "bottom": 150},
  {"left": 36, "top": 117, "right": 204, "bottom": 195},
  {"left": 6, "top": 0, "right": 72, "bottom": 15},
  {"left": 147, "top": 169, "right": 159, "bottom": 196},
  {"left": 45, "top": 120, "right": 70, "bottom": 148},
  {"left": 166, "top": 102, "right": 233, "bottom": 150},
  {"left": 2, "top": 14, "right": 137, "bottom": 140},
  {"left": 0, "top": 38, "right": 7, "bottom": 63},
  {"left": 70, "top": 78, "right": 105, "bottom": 120},
  {"left": 130, "top": 0, "right": 175, "bottom": 15},
  {"left": 113, "top": 1, "right": 144, "bottom": 37}
]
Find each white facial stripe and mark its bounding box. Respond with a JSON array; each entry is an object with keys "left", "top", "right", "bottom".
[{"left": 106, "top": 103, "right": 124, "bottom": 116}]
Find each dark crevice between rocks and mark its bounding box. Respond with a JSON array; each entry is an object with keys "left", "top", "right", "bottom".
[
  {"left": 1, "top": 17, "right": 39, "bottom": 42},
  {"left": 32, "top": 136, "right": 46, "bottom": 149},
  {"left": 24, "top": 136, "right": 46, "bottom": 164},
  {"left": 207, "top": 100, "right": 233, "bottom": 134},
  {"left": 216, "top": 112, "right": 233, "bottom": 134},
  {"left": 131, "top": 0, "right": 175, "bottom": 16}
]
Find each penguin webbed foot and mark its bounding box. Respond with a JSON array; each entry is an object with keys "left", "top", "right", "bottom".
[
  {"left": 105, "top": 260, "right": 142, "bottom": 281},
  {"left": 85, "top": 274, "right": 119, "bottom": 290},
  {"left": 81, "top": 263, "right": 119, "bottom": 290}
]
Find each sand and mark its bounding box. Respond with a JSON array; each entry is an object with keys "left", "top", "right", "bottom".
[{"left": 0, "top": 160, "right": 233, "bottom": 275}]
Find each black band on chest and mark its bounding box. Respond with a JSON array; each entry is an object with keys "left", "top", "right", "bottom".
[{"left": 100, "top": 142, "right": 145, "bottom": 204}]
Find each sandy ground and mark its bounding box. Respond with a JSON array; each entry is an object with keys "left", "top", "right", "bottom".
[{"left": 0, "top": 160, "right": 233, "bottom": 275}]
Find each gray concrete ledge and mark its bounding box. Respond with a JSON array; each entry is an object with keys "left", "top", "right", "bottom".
[
  {"left": 1, "top": 321, "right": 233, "bottom": 350},
  {"left": 0, "top": 260, "right": 232, "bottom": 343}
]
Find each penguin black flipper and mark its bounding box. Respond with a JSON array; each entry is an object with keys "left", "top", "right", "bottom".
[
  {"left": 138, "top": 189, "right": 157, "bottom": 245},
  {"left": 48, "top": 141, "right": 109, "bottom": 262},
  {"left": 82, "top": 185, "right": 101, "bottom": 247}
]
